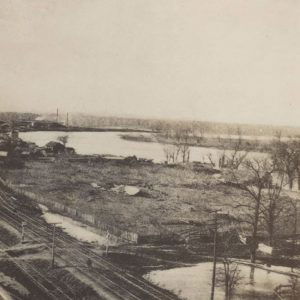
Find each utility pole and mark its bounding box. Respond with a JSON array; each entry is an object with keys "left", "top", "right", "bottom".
[
  {"left": 210, "top": 209, "right": 221, "bottom": 300},
  {"left": 50, "top": 223, "right": 61, "bottom": 268},
  {"left": 105, "top": 230, "right": 110, "bottom": 256},
  {"left": 66, "top": 113, "right": 69, "bottom": 128},
  {"left": 56, "top": 108, "right": 59, "bottom": 123},
  {"left": 21, "top": 222, "right": 27, "bottom": 243}
]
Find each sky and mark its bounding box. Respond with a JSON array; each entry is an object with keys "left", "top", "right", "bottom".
[{"left": 0, "top": 0, "right": 299, "bottom": 126}]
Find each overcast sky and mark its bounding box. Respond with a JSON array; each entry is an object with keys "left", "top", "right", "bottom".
[{"left": 0, "top": 0, "right": 299, "bottom": 126}]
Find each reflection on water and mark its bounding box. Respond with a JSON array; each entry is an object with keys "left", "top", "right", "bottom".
[
  {"left": 20, "top": 131, "right": 264, "bottom": 164},
  {"left": 144, "top": 262, "right": 291, "bottom": 300}
]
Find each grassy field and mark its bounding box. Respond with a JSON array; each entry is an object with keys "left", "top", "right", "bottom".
[{"left": 0, "top": 159, "right": 251, "bottom": 239}]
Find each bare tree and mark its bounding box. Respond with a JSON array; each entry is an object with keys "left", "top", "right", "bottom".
[
  {"left": 190, "top": 121, "right": 207, "bottom": 144},
  {"left": 229, "top": 158, "right": 273, "bottom": 263},
  {"left": 57, "top": 135, "right": 69, "bottom": 147},
  {"left": 216, "top": 234, "right": 243, "bottom": 299},
  {"left": 163, "top": 144, "right": 181, "bottom": 164},
  {"left": 218, "top": 128, "right": 249, "bottom": 169},
  {"left": 159, "top": 123, "right": 192, "bottom": 164},
  {"left": 271, "top": 139, "right": 299, "bottom": 190},
  {"left": 227, "top": 128, "right": 249, "bottom": 169},
  {"left": 287, "top": 198, "right": 299, "bottom": 267},
  {"left": 174, "top": 125, "right": 191, "bottom": 163},
  {"left": 260, "top": 171, "right": 286, "bottom": 247},
  {"left": 218, "top": 259, "right": 242, "bottom": 300},
  {"left": 274, "top": 276, "right": 300, "bottom": 299}
]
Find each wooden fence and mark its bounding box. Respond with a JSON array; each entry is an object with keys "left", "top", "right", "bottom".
[{"left": 0, "top": 177, "right": 139, "bottom": 244}]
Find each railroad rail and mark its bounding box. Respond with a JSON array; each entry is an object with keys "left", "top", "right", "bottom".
[
  {"left": 0, "top": 239, "right": 73, "bottom": 299},
  {"left": 0, "top": 188, "right": 177, "bottom": 300}
]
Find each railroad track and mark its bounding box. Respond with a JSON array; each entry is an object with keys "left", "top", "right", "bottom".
[
  {"left": 0, "top": 205, "right": 131, "bottom": 300},
  {"left": 0, "top": 238, "right": 73, "bottom": 300},
  {"left": 0, "top": 188, "right": 177, "bottom": 300}
]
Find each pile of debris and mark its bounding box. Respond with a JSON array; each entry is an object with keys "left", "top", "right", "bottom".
[
  {"left": 111, "top": 185, "right": 141, "bottom": 196},
  {"left": 122, "top": 156, "right": 153, "bottom": 165},
  {"left": 0, "top": 131, "right": 76, "bottom": 168}
]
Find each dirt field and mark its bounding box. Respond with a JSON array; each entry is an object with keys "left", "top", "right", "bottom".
[{"left": 0, "top": 158, "right": 250, "bottom": 239}]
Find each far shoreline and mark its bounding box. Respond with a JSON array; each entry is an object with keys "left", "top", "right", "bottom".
[{"left": 18, "top": 127, "right": 156, "bottom": 133}]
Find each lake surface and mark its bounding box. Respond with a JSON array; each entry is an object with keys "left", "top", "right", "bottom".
[
  {"left": 20, "top": 131, "right": 264, "bottom": 164},
  {"left": 144, "top": 262, "right": 294, "bottom": 300}
]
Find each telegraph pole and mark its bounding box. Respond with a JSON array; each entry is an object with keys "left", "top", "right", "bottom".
[
  {"left": 105, "top": 230, "right": 110, "bottom": 256},
  {"left": 210, "top": 209, "right": 221, "bottom": 300},
  {"left": 66, "top": 113, "right": 69, "bottom": 128},
  {"left": 50, "top": 223, "right": 61, "bottom": 268},
  {"left": 21, "top": 222, "right": 27, "bottom": 243}
]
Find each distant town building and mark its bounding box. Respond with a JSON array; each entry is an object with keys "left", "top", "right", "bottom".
[
  {"left": 32, "top": 121, "right": 66, "bottom": 130},
  {"left": 0, "top": 121, "right": 10, "bottom": 132},
  {"left": 13, "top": 120, "right": 66, "bottom": 131}
]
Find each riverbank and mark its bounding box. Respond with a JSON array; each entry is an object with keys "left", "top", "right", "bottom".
[
  {"left": 120, "top": 133, "right": 274, "bottom": 153},
  {"left": 18, "top": 127, "right": 155, "bottom": 133}
]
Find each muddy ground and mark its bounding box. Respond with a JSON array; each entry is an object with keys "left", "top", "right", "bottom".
[{"left": 0, "top": 159, "right": 251, "bottom": 238}]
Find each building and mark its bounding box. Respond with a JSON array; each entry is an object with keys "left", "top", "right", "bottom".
[
  {"left": 13, "top": 120, "right": 34, "bottom": 131},
  {"left": 45, "top": 141, "right": 66, "bottom": 154},
  {"left": 32, "top": 121, "right": 66, "bottom": 130},
  {"left": 0, "top": 121, "right": 10, "bottom": 132}
]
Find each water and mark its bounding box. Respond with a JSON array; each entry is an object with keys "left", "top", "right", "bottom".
[
  {"left": 20, "top": 131, "right": 296, "bottom": 297},
  {"left": 144, "top": 262, "right": 293, "bottom": 300},
  {"left": 20, "top": 131, "right": 264, "bottom": 164},
  {"left": 205, "top": 133, "right": 297, "bottom": 141},
  {"left": 39, "top": 204, "right": 113, "bottom": 246}
]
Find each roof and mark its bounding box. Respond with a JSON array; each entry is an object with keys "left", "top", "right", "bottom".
[{"left": 46, "top": 141, "right": 65, "bottom": 148}]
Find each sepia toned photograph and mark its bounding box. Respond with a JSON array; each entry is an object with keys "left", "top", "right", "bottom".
[{"left": 0, "top": 1, "right": 300, "bottom": 299}]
